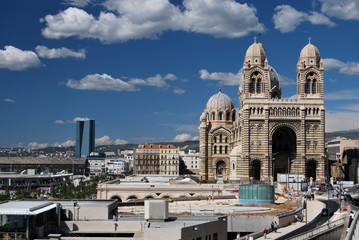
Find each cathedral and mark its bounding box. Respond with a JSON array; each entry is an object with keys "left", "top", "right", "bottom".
[{"left": 199, "top": 38, "right": 326, "bottom": 183}]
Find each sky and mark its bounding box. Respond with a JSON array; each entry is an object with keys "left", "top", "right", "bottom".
[{"left": 1, "top": 0, "right": 359, "bottom": 148}]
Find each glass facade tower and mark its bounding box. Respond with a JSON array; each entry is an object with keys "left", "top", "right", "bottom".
[{"left": 75, "top": 120, "right": 95, "bottom": 158}]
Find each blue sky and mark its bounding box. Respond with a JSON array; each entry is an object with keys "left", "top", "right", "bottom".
[{"left": 1, "top": 0, "right": 359, "bottom": 148}]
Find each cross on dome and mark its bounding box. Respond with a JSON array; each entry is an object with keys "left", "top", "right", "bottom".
[
  {"left": 253, "top": 36, "right": 257, "bottom": 43},
  {"left": 308, "top": 36, "right": 311, "bottom": 43}
]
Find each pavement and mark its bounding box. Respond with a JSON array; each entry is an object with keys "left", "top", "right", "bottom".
[{"left": 255, "top": 195, "right": 347, "bottom": 240}]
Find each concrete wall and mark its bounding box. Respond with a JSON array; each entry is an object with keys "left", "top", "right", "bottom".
[
  {"left": 227, "top": 215, "right": 274, "bottom": 232},
  {"left": 181, "top": 217, "right": 227, "bottom": 240}
]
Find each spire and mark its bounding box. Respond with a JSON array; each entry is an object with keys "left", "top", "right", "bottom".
[
  {"left": 253, "top": 36, "right": 257, "bottom": 43},
  {"left": 219, "top": 88, "right": 221, "bottom": 92},
  {"left": 308, "top": 36, "right": 311, "bottom": 44}
]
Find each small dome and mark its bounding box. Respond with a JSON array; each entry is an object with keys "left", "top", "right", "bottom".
[
  {"left": 268, "top": 65, "right": 280, "bottom": 89},
  {"left": 300, "top": 43, "right": 320, "bottom": 59},
  {"left": 206, "top": 89, "right": 234, "bottom": 112},
  {"left": 244, "top": 38, "right": 266, "bottom": 65}
]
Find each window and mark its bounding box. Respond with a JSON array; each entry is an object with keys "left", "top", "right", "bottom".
[
  {"left": 214, "top": 146, "right": 217, "bottom": 154},
  {"left": 220, "top": 135, "right": 222, "bottom": 143},
  {"left": 212, "top": 112, "right": 215, "bottom": 120},
  {"left": 219, "top": 112, "right": 223, "bottom": 120},
  {"left": 225, "top": 146, "right": 228, "bottom": 154},
  {"left": 312, "top": 79, "right": 317, "bottom": 94},
  {"left": 256, "top": 79, "right": 261, "bottom": 93},
  {"left": 213, "top": 233, "right": 218, "bottom": 240},
  {"left": 219, "top": 146, "right": 222, "bottom": 154},
  {"left": 250, "top": 79, "right": 255, "bottom": 93}
]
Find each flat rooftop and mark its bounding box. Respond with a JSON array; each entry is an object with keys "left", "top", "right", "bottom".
[{"left": 0, "top": 201, "right": 56, "bottom": 215}]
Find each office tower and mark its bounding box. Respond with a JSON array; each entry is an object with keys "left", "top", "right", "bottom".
[{"left": 75, "top": 120, "right": 95, "bottom": 158}]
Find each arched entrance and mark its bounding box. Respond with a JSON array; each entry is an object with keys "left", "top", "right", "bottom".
[
  {"left": 272, "top": 127, "right": 297, "bottom": 180},
  {"left": 306, "top": 160, "right": 317, "bottom": 181},
  {"left": 216, "top": 160, "right": 226, "bottom": 176},
  {"left": 250, "top": 160, "right": 261, "bottom": 181},
  {"left": 110, "top": 195, "right": 122, "bottom": 202}
]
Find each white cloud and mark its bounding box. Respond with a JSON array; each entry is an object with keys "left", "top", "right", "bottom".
[
  {"left": 173, "top": 133, "right": 199, "bottom": 142},
  {"left": 96, "top": 135, "right": 112, "bottom": 145},
  {"left": 199, "top": 69, "right": 241, "bottom": 86},
  {"left": 323, "top": 58, "right": 359, "bottom": 76},
  {"left": 326, "top": 111, "right": 359, "bottom": 132},
  {"left": 3, "top": 98, "right": 15, "bottom": 103},
  {"left": 73, "top": 117, "right": 90, "bottom": 122},
  {"left": 278, "top": 74, "right": 296, "bottom": 86},
  {"left": 115, "top": 138, "right": 128, "bottom": 145},
  {"left": 173, "top": 87, "right": 185, "bottom": 95},
  {"left": 66, "top": 73, "right": 139, "bottom": 92},
  {"left": 41, "top": 0, "right": 264, "bottom": 43},
  {"left": 273, "top": 5, "right": 335, "bottom": 33},
  {"left": 59, "top": 139, "right": 75, "bottom": 147},
  {"left": 320, "top": 0, "right": 359, "bottom": 21},
  {"left": 325, "top": 89, "right": 359, "bottom": 100},
  {"left": 340, "top": 103, "right": 359, "bottom": 112},
  {"left": 55, "top": 120, "right": 65, "bottom": 124},
  {"left": 66, "top": 73, "right": 181, "bottom": 92},
  {"left": 28, "top": 142, "right": 48, "bottom": 149},
  {"left": 35, "top": 45, "right": 86, "bottom": 59},
  {"left": 0, "top": 46, "right": 41, "bottom": 71}
]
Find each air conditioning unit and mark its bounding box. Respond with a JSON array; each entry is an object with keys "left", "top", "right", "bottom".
[{"left": 144, "top": 200, "right": 168, "bottom": 221}]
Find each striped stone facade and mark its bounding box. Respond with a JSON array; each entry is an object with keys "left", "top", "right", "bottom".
[{"left": 199, "top": 39, "right": 326, "bottom": 183}]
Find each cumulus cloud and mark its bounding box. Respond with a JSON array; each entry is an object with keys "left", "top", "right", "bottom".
[
  {"left": 323, "top": 58, "right": 359, "bottom": 76},
  {"left": 173, "top": 133, "right": 199, "bottom": 142},
  {"left": 66, "top": 73, "right": 181, "bottom": 92},
  {"left": 35, "top": 45, "right": 86, "bottom": 59},
  {"left": 320, "top": 0, "right": 359, "bottom": 21},
  {"left": 326, "top": 111, "right": 359, "bottom": 132},
  {"left": 96, "top": 136, "right": 112, "bottom": 145},
  {"left": 199, "top": 69, "right": 241, "bottom": 86},
  {"left": 41, "top": 0, "right": 264, "bottom": 43},
  {"left": 3, "top": 98, "right": 15, "bottom": 103},
  {"left": 115, "top": 138, "right": 128, "bottom": 145},
  {"left": 0, "top": 46, "right": 41, "bottom": 71},
  {"left": 325, "top": 89, "right": 359, "bottom": 100},
  {"left": 58, "top": 139, "right": 75, "bottom": 147},
  {"left": 28, "top": 142, "right": 48, "bottom": 149},
  {"left": 66, "top": 73, "right": 138, "bottom": 91},
  {"left": 273, "top": 5, "right": 335, "bottom": 33},
  {"left": 55, "top": 120, "right": 65, "bottom": 124}
]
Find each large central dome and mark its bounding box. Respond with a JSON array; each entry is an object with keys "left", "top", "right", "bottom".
[{"left": 206, "top": 89, "right": 234, "bottom": 111}]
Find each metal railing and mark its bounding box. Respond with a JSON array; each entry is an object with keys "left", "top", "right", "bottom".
[
  {"left": 0, "top": 232, "right": 26, "bottom": 240},
  {"left": 345, "top": 211, "right": 359, "bottom": 240},
  {"left": 286, "top": 217, "right": 345, "bottom": 240}
]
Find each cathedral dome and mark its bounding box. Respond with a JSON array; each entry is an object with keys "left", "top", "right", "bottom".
[
  {"left": 244, "top": 38, "right": 266, "bottom": 65},
  {"left": 268, "top": 65, "right": 280, "bottom": 88},
  {"left": 206, "top": 89, "right": 234, "bottom": 112},
  {"left": 299, "top": 42, "right": 320, "bottom": 60}
]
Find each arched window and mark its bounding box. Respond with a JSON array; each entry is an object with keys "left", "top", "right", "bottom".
[
  {"left": 305, "top": 80, "right": 311, "bottom": 94},
  {"left": 225, "top": 137, "right": 228, "bottom": 143},
  {"left": 219, "top": 112, "right": 223, "bottom": 120},
  {"left": 219, "top": 146, "right": 222, "bottom": 154},
  {"left": 226, "top": 112, "right": 230, "bottom": 121},
  {"left": 212, "top": 112, "right": 215, "bottom": 120},
  {"left": 312, "top": 79, "right": 317, "bottom": 94},
  {"left": 220, "top": 135, "right": 222, "bottom": 143},
  {"left": 214, "top": 137, "right": 217, "bottom": 143},
  {"left": 225, "top": 146, "right": 228, "bottom": 154},
  {"left": 256, "top": 79, "right": 261, "bottom": 93},
  {"left": 250, "top": 79, "right": 255, "bottom": 93},
  {"left": 214, "top": 146, "right": 217, "bottom": 154}
]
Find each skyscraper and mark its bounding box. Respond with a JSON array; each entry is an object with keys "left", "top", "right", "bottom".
[{"left": 75, "top": 120, "right": 95, "bottom": 158}]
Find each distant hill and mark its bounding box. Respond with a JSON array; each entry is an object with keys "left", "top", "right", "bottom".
[
  {"left": 96, "top": 141, "right": 200, "bottom": 153},
  {"left": 325, "top": 129, "right": 359, "bottom": 141}
]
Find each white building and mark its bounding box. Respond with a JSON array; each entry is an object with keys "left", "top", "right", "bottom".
[
  {"left": 180, "top": 149, "right": 200, "bottom": 174},
  {"left": 106, "top": 158, "right": 129, "bottom": 176}
]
